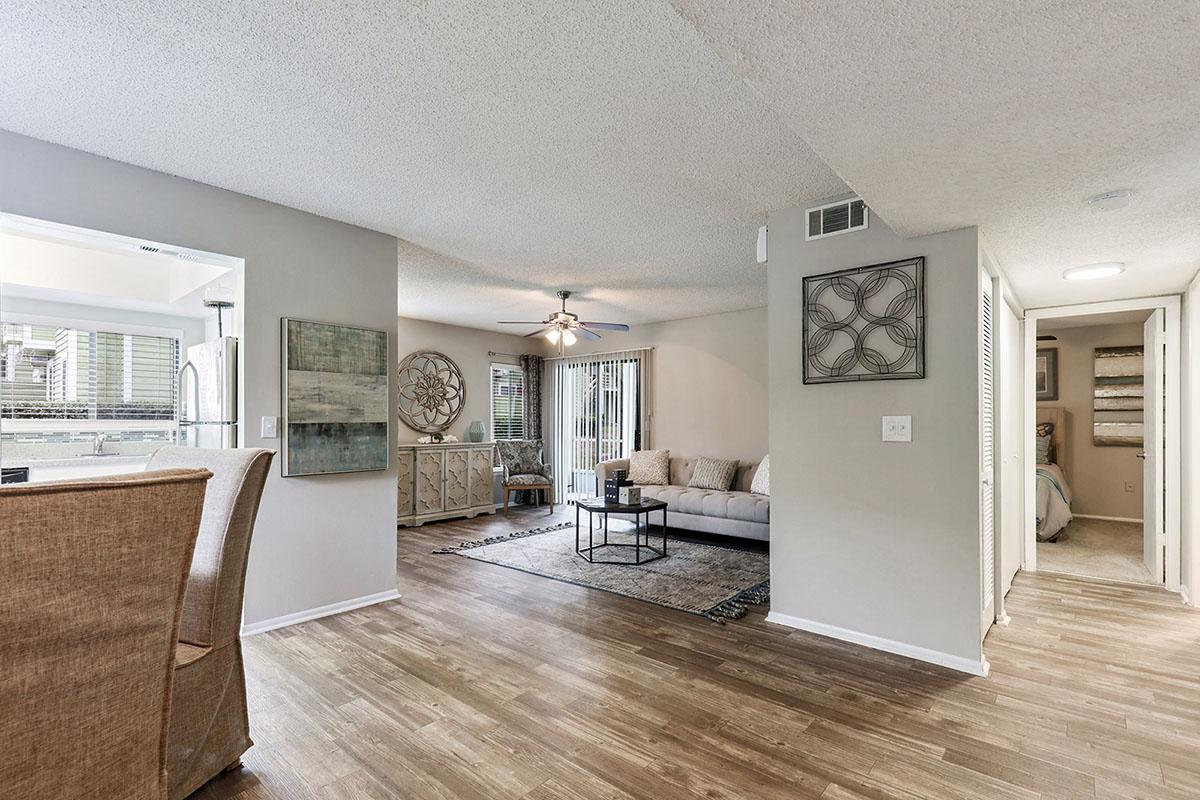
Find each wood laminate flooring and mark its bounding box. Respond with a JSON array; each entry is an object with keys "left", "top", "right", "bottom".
[{"left": 197, "top": 506, "right": 1200, "bottom": 800}]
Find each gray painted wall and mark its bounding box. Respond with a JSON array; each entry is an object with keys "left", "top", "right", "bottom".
[
  {"left": 566, "top": 306, "right": 768, "bottom": 462},
  {"left": 766, "top": 203, "right": 984, "bottom": 664},
  {"left": 395, "top": 315, "right": 544, "bottom": 445},
  {"left": 0, "top": 130, "right": 399, "bottom": 626}
]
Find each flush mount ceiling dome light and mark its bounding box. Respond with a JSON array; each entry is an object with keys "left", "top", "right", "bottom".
[
  {"left": 1087, "top": 190, "right": 1133, "bottom": 212},
  {"left": 1063, "top": 262, "right": 1125, "bottom": 281}
]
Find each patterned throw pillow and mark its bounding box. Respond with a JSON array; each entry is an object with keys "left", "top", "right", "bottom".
[
  {"left": 688, "top": 457, "right": 739, "bottom": 491},
  {"left": 1035, "top": 422, "right": 1055, "bottom": 438},
  {"left": 750, "top": 455, "right": 770, "bottom": 496},
  {"left": 1035, "top": 435, "right": 1052, "bottom": 464},
  {"left": 628, "top": 449, "right": 670, "bottom": 485}
]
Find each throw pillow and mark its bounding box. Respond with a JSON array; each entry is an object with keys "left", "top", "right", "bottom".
[
  {"left": 628, "top": 449, "right": 670, "bottom": 485},
  {"left": 1035, "top": 422, "right": 1055, "bottom": 438},
  {"left": 1035, "top": 435, "right": 1052, "bottom": 464},
  {"left": 750, "top": 455, "right": 770, "bottom": 496},
  {"left": 688, "top": 456, "right": 739, "bottom": 491}
]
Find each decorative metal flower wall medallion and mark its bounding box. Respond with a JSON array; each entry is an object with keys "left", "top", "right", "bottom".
[{"left": 397, "top": 351, "right": 466, "bottom": 433}]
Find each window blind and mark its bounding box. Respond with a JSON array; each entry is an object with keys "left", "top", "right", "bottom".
[
  {"left": 0, "top": 321, "right": 180, "bottom": 421},
  {"left": 491, "top": 363, "right": 525, "bottom": 440}
]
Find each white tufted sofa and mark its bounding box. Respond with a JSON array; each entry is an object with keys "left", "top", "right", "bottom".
[{"left": 594, "top": 455, "right": 768, "bottom": 541}]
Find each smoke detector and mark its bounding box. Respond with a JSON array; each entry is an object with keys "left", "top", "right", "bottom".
[{"left": 1087, "top": 190, "right": 1133, "bottom": 212}]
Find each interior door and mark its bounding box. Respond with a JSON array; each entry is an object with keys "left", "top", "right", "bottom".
[
  {"left": 998, "top": 300, "right": 1023, "bottom": 596},
  {"left": 980, "top": 272, "right": 996, "bottom": 635},
  {"left": 1142, "top": 309, "right": 1165, "bottom": 582}
]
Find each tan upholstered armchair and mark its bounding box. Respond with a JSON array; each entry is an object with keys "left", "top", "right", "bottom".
[
  {"left": 1, "top": 469, "right": 211, "bottom": 800},
  {"left": 144, "top": 447, "right": 276, "bottom": 800},
  {"left": 495, "top": 438, "right": 554, "bottom": 513}
]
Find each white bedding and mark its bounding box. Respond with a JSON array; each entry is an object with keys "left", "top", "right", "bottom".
[{"left": 1035, "top": 462, "right": 1073, "bottom": 542}]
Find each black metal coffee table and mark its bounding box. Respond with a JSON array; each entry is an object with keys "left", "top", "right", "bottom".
[{"left": 574, "top": 496, "right": 669, "bottom": 565}]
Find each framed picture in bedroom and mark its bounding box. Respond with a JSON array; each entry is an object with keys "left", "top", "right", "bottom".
[
  {"left": 1093, "top": 345, "right": 1144, "bottom": 447},
  {"left": 802, "top": 256, "right": 925, "bottom": 383},
  {"left": 281, "top": 318, "right": 390, "bottom": 477},
  {"left": 1035, "top": 348, "right": 1058, "bottom": 401}
]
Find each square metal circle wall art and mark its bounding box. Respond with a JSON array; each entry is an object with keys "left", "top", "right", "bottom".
[{"left": 803, "top": 256, "right": 925, "bottom": 384}]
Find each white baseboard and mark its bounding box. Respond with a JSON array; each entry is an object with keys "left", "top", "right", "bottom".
[
  {"left": 765, "top": 611, "right": 990, "bottom": 677},
  {"left": 242, "top": 588, "right": 402, "bottom": 636},
  {"left": 1073, "top": 514, "right": 1143, "bottom": 524}
]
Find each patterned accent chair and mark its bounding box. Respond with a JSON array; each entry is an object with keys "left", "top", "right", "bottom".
[
  {"left": 144, "top": 446, "right": 276, "bottom": 800},
  {"left": 1, "top": 469, "right": 211, "bottom": 800},
  {"left": 495, "top": 439, "right": 554, "bottom": 513}
]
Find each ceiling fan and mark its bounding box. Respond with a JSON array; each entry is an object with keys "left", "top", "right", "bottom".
[{"left": 498, "top": 290, "right": 629, "bottom": 353}]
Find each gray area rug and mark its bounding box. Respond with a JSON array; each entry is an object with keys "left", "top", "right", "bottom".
[{"left": 435, "top": 522, "right": 769, "bottom": 621}]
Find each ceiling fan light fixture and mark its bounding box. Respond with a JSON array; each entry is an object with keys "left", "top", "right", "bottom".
[
  {"left": 1063, "top": 262, "right": 1124, "bottom": 281},
  {"left": 545, "top": 328, "right": 561, "bottom": 344},
  {"left": 561, "top": 329, "right": 577, "bottom": 346}
]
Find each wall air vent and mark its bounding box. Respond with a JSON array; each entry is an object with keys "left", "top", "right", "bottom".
[
  {"left": 139, "top": 244, "right": 161, "bottom": 253},
  {"left": 806, "top": 197, "right": 868, "bottom": 241}
]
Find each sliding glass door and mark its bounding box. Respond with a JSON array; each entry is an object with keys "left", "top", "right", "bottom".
[{"left": 549, "top": 350, "right": 648, "bottom": 503}]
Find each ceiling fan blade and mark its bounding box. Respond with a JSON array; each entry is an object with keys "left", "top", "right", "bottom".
[
  {"left": 498, "top": 321, "right": 547, "bottom": 325},
  {"left": 579, "top": 321, "right": 630, "bottom": 331},
  {"left": 523, "top": 328, "right": 550, "bottom": 338},
  {"left": 575, "top": 327, "right": 602, "bottom": 341}
]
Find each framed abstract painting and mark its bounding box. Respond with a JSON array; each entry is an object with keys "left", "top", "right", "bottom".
[
  {"left": 1093, "top": 345, "right": 1144, "bottom": 447},
  {"left": 1035, "top": 348, "right": 1058, "bottom": 401},
  {"left": 281, "top": 318, "right": 390, "bottom": 476}
]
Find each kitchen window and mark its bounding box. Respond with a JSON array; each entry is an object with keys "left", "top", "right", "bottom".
[{"left": 0, "top": 319, "right": 180, "bottom": 423}]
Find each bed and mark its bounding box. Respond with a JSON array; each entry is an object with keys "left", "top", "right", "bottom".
[{"left": 1035, "top": 406, "right": 1073, "bottom": 542}]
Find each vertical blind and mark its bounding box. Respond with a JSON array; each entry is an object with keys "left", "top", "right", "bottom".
[
  {"left": 490, "top": 363, "right": 525, "bottom": 440},
  {"left": 0, "top": 320, "right": 180, "bottom": 421},
  {"left": 548, "top": 348, "right": 650, "bottom": 502}
]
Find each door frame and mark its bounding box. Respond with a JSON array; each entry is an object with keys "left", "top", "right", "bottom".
[{"left": 1022, "top": 295, "right": 1181, "bottom": 591}]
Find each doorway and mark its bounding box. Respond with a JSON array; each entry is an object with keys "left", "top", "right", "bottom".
[
  {"left": 547, "top": 349, "right": 648, "bottom": 503},
  {"left": 1022, "top": 297, "right": 1180, "bottom": 591},
  {"left": 0, "top": 213, "right": 245, "bottom": 482}
]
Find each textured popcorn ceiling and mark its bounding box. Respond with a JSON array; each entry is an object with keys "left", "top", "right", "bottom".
[
  {"left": 669, "top": 0, "right": 1200, "bottom": 307},
  {"left": 0, "top": 1, "right": 846, "bottom": 330}
]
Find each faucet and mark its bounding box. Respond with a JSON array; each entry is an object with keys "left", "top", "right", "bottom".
[{"left": 93, "top": 433, "right": 105, "bottom": 456}]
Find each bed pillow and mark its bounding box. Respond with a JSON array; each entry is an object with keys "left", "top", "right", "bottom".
[
  {"left": 628, "top": 449, "right": 670, "bottom": 485},
  {"left": 1035, "top": 434, "right": 1052, "bottom": 464},
  {"left": 688, "top": 457, "right": 738, "bottom": 491},
  {"left": 750, "top": 455, "right": 770, "bottom": 496}
]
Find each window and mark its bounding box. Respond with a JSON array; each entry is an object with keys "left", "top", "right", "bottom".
[
  {"left": 0, "top": 320, "right": 180, "bottom": 422},
  {"left": 490, "top": 363, "right": 525, "bottom": 440}
]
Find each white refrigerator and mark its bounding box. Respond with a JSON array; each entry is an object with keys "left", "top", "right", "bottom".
[{"left": 177, "top": 337, "right": 238, "bottom": 448}]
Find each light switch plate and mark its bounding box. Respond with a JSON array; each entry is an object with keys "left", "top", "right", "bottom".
[
  {"left": 882, "top": 415, "right": 912, "bottom": 443},
  {"left": 261, "top": 415, "right": 279, "bottom": 439}
]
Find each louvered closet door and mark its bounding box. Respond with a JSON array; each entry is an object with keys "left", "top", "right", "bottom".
[{"left": 980, "top": 272, "right": 996, "bottom": 635}]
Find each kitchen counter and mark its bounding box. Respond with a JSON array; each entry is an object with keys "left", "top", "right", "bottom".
[{"left": 2, "top": 454, "right": 150, "bottom": 483}]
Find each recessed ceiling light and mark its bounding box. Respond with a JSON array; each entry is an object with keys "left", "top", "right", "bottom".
[
  {"left": 1087, "top": 190, "right": 1133, "bottom": 212},
  {"left": 1063, "top": 262, "right": 1124, "bottom": 281}
]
